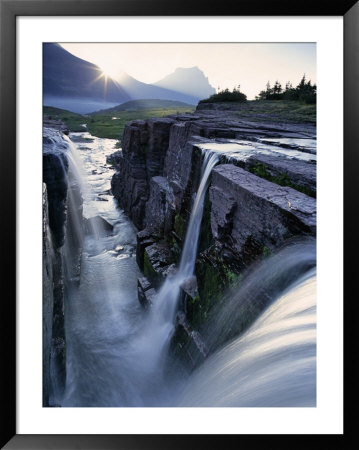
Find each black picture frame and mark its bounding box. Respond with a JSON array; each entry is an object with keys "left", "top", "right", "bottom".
[{"left": 1, "top": 0, "right": 357, "bottom": 448}]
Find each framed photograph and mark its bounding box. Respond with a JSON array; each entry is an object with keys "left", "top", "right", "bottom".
[{"left": 1, "top": 0, "right": 357, "bottom": 448}]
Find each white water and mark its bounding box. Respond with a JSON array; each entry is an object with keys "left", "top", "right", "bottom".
[
  {"left": 50, "top": 132, "right": 316, "bottom": 407},
  {"left": 128, "top": 151, "right": 220, "bottom": 385},
  {"left": 60, "top": 133, "right": 144, "bottom": 406},
  {"left": 177, "top": 269, "right": 316, "bottom": 407},
  {"left": 197, "top": 138, "right": 316, "bottom": 163}
]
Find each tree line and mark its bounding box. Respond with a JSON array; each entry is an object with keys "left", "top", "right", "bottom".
[
  {"left": 199, "top": 75, "right": 316, "bottom": 105},
  {"left": 255, "top": 75, "right": 316, "bottom": 104}
]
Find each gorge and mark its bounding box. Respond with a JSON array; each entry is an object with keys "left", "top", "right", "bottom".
[{"left": 43, "top": 104, "right": 316, "bottom": 407}]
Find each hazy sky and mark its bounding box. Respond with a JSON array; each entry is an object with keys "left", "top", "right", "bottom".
[{"left": 61, "top": 43, "right": 316, "bottom": 100}]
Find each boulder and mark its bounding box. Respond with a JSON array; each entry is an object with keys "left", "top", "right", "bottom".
[
  {"left": 137, "top": 276, "right": 156, "bottom": 308},
  {"left": 106, "top": 150, "right": 122, "bottom": 167},
  {"left": 143, "top": 242, "right": 175, "bottom": 288}
]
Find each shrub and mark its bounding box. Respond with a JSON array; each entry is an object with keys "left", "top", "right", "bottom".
[{"left": 199, "top": 85, "right": 247, "bottom": 103}]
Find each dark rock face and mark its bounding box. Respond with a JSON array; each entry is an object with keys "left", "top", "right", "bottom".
[
  {"left": 111, "top": 118, "right": 176, "bottom": 229},
  {"left": 208, "top": 186, "right": 237, "bottom": 242},
  {"left": 245, "top": 153, "right": 316, "bottom": 197},
  {"left": 137, "top": 277, "right": 156, "bottom": 308},
  {"left": 210, "top": 164, "right": 316, "bottom": 263},
  {"left": 147, "top": 119, "right": 175, "bottom": 178},
  {"left": 42, "top": 184, "right": 54, "bottom": 406},
  {"left": 145, "top": 176, "right": 172, "bottom": 234},
  {"left": 136, "top": 229, "right": 156, "bottom": 270},
  {"left": 143, "top": 242, "right": 176, "bottom": 289},
  {"left": 43, "top": 152, "right": 68, "bottom": 248},
  {"left": 106, "top": 150, "right": 122, "bottom": 166},
  {"left": 43, "top": 116, "right": 70, "bottom": 134}
]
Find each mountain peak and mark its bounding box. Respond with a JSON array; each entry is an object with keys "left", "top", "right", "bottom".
[
  {"left": 174, "top": 66, "right": 200, "bottom": 72},
  {"left": 154, "top": 67, "right": 215, "bottom": 100}
]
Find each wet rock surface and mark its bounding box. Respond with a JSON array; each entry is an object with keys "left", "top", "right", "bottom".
[
  {"left": 143, "top": 242, "right": 176, "bottom": 289},
  {"left": 43, "top": 150, "right": 69, "bottom": 247},
  {"left": 136, "top": 228, "right": 156, "bottom": 270},
  {"left": 111, "top": 110, "right": 316, "bottom": 236},
  {"left": 137, "top": 276, "right": 156, "bottom": 308},
  {"left": 43, "top": 116, "right": 70, "bottom": 134}
]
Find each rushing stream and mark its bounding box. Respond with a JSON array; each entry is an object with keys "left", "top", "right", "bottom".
[{"left": 51, "top": 132, "right": 316, "bottom": 407}]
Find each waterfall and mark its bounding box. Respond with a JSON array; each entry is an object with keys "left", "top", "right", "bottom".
[
  {"left": 179, "top": 151, "right": 220, "bottom": 278},
  {"left": 58, "top": 132, "right": 143, "bottom": 407},
  {"left": 135, "top": 152, "right": 219, "bottom": 374},
  {"left": 176, "top": 265, "right": 316, "bottom": 407},
  {"left": 44, "top": 129, "right": 316, "bottom": 408}
]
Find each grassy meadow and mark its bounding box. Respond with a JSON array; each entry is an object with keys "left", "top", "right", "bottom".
[
  {"left": 225, "top": 100, "right": 316, "bottom": 124},
  {"left": 43, "top": 105, "right": 195, "bottom": 143}
]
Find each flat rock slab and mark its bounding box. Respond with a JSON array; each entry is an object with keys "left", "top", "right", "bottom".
[
  {"left": 245, "top": 153, "right": 316, "bottom": 195},
  {"left": 210, "top": 164, "right": 316, "bottom": 261}
]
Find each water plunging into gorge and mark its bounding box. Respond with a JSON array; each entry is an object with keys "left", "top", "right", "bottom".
[{"left": 47, "top": 132, "right": 316, "bottom": 407}]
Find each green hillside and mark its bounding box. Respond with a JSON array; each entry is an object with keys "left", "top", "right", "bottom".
[
  {"left": 43, "top": 106, "right": 87, "bottom": 131},
  {"left": 91, "top": 99, "right": 194, "bottom": 114}
]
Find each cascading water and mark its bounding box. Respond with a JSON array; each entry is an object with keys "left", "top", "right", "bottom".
[
  {"left": 176, "top": 266, "right": 316, "bottom": 407},
  {"left": 58, "top": 133, "right": 144, "bottom": 407},
  {"left": 46, "top": 130, "right": 316, "bottom": 408},
  {"left": 135, "top": 151, "right": 220, "bottom": 369}
]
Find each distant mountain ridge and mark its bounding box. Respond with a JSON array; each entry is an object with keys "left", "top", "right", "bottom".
[
  {"left": 90, "top": 99, "right": 194, "bottom": 115},
  {"left": 154, "top": 66, "right": 216, "bottom": 99},
  {"left": 43, "top": 44, "right": 214, "bottom": 114},
  {"left": 43, "top": 43, "right": 130, "bottom": 112}
]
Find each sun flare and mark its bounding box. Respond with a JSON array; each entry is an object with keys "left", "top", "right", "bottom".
[{"left": 99, "top": 66, "right": 119, "bottom": 80}]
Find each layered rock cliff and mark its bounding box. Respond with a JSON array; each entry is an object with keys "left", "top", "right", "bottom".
[
  {"left": 42, "top": 127, "right": 83, "bottom": 406},
  {"left": 110, "top": 109, "right": 317, "bottom": 367}
]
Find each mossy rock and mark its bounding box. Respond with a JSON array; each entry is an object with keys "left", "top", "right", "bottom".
[
  {"left": 174, "top": 213, "right": 187, "bottom": 241},
  {"left": 189, "top": 258, "right": 224, "bottom": 329},
  {"left": 143, "top": 250, "right": 163, "bottom": 288},
  {"left": 249, "top": 162, "right": 316, "bottom": 198}
]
